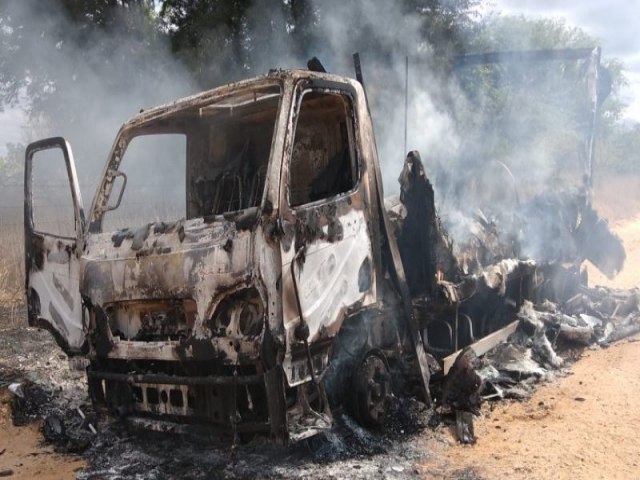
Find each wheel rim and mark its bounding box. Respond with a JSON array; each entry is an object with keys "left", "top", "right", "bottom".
[{"left": 354, "top": 350, "right": 391, "bottom": 426}]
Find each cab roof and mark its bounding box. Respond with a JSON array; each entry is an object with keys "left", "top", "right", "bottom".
[{"left": 122, "top": 69, "right": 359, "bottom": 130}]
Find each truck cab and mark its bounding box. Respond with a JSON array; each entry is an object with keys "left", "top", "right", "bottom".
[{"left": 24, "top": 70, "right": 431, "bottom": 442}]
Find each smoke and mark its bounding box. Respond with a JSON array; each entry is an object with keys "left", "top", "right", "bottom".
[
  {"left": 490, "top": 0, "right": 640, "bottom": 120},
  {"left": 1, "top": 0, "right": 466, "bottom": 198},
  {"left": 0, "top": 0, "right": 618, "bottom": 272},
  {"left": 432, "top": 59, "right": 589, "bottom": 266},
  {"left": 1, "top": 0, "right": 198, "bottom": 199},
  {"left": 287, "top": 0, "right": 464, "bottom": 195}
]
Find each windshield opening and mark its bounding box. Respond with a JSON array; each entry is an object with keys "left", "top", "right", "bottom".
[
  {"left": 101, "top": 85, "right": 281, "bottom": 232},
  {"left": 102, "top": 134, "right": 187, "bottom": 232}
]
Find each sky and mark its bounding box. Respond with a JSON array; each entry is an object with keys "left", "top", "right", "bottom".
[{"left": 487, "top": 0, "right": 640, "bottom": 121}]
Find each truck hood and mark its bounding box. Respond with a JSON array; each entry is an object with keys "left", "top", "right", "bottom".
[{"left": 80, "top": 216, "right": 255, "bottom": 315}]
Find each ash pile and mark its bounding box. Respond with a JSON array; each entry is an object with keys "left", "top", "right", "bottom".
[
  {"left": 479, "top": 287, "right": 640, "bottom": 401},
  {"left": 0, "top": 326, "right": 97, "bottom": 454}
]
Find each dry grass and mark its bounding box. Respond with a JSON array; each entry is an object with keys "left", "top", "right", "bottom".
[
  {"left": 0, "top": 222, "right": 24, "bottom": 303},
  {"left": 0, "top": 218, "right": 26, "bottom": 327}
]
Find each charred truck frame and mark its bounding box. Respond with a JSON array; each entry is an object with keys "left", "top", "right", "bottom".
[
  {"left": 25, "top": 71, "right": 438, "bottom": 443},
  {"left": 24, "top": 51, "right": 611, "bottom": 443}
]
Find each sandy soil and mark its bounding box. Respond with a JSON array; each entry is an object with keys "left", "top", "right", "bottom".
[{"left": 0, "top": 390, "right": 86, "bottom": 479}]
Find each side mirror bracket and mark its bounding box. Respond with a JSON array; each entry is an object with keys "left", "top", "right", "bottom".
[{"left": 105, "top": 171, "right": 127, "bottom": 212}]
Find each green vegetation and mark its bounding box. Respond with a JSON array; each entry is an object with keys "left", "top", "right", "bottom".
[{"left": 457, "top": 16, "right": 637, "bottom": 177}]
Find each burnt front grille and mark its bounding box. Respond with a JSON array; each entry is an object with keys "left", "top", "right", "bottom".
[
  {"left": 105, "top": 299, "right": 197, "bottom": 342},
  {"left": 87, "top": 367, "right": 269, "bottom": 429}
]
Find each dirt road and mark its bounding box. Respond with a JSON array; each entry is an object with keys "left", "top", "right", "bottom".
[{"left": 421, "top": 336, "right": 640, "bottom": 479}]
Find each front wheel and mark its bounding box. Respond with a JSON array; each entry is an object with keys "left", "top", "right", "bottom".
[{"left": 351, "top": 349, "right": 392, "bottom": 426}]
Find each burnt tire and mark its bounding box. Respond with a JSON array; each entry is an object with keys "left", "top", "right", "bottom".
[{"left": 351, "top": 349, "right": 391, "bottom": 427}]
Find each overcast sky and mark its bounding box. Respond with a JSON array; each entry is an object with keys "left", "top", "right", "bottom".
[{"left": 487, "top": 0, "right": 640, "bottom": 121}]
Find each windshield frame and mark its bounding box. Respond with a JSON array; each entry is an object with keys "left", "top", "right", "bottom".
[{"left": 87, "top": 78, "right": 285, "bottom": 233}]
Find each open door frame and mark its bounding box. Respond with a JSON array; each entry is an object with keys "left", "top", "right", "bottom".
[{"left": 24, "top": 137, "right": 87, "bottom": 355}]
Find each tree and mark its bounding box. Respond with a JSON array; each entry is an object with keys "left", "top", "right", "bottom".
[
  {"left": 159, "top": 0, "right": 252, "bottom": 86},
  {"left": 406, "top": 0, "right": 482, "bottom": 58},
  {"left": 0, "top": 0, "right": 170, "bottom": 121},
  {"left": 1, "top": 0, "right": 487, "bottom": 120},
  {"left": 0, "top": 142, "right": 24, "bottom": 183},
  {"left": 433, "top": 15, "right": 632, "bottom": 208},
  {"left": 598, "top": 122, "right": 640, "bottom": 174},
  {"left": 158, "top": 0, "right": 483, "bottom": 87}
]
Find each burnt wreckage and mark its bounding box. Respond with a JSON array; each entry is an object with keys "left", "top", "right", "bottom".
[{"left": 23, "top": 50, "right": 624, "bottom": 443}]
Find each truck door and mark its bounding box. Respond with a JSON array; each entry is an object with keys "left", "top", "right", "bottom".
[
  {"left": 280, "top": 85, "right": 376, "bottom": 354},
  {"left": 24, "top": 137, "right": 86, "bottom": 355}
]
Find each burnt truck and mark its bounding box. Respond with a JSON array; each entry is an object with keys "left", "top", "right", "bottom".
[{"left": 24, "top": 67, "right": 584, "bottom": 443}]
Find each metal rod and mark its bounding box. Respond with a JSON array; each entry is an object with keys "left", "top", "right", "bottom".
[
  {"left": 585, "top": 46, "right": 602, "bottom": 204},
  {"left": 453, "top": 48, "right": 595, "bottom": 68},
  {"left": 404, "top": 56, "right": 409, "bottom": 156},
  {"left": 353, "top": 52, "right": 365, "bottom": 89},
  {"left": 87, "top": 370, "right": 263, "bottom": 386}
]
